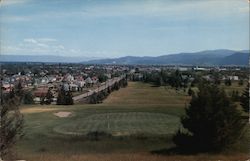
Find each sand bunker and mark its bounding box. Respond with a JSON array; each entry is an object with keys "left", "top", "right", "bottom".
[{"left": 54, "top": 111, "right": 72, "bottom": 118}]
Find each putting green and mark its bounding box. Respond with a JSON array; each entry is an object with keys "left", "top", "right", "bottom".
[{"left": 53, "top": 112, "right": 180, "bottom": 136}]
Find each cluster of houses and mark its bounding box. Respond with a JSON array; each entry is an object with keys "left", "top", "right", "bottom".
[
  {"left": 1, "top": 64, "right": 131, "bottom": 104},
  {"left": 1, "top": 64, "right": 246, "bottom": 104}
]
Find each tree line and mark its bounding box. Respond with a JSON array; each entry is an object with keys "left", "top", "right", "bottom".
[{"left": 89, "top": 78, "right": 128, "bottom": 104}]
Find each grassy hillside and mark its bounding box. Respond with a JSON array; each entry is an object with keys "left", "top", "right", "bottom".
[{"left": 13, "top": 82, "right": 249, "bottom": 161}]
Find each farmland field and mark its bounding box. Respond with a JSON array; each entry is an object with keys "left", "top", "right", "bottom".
[{"left": 14, "top": 82, "right": 249, "bottom": 161}]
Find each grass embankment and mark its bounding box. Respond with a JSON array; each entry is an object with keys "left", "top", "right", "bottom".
[{"left": 15, "top": 82, "right": 249, "bottom": 161}]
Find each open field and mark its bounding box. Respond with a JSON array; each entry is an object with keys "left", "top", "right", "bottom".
[{"left": 14, "top": 82, "right": 249, "bottom": 161}]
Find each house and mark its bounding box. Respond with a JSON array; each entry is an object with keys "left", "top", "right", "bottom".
[
  {"left": 2, "top": 83, "right": 14, "bottom": 93},
  {"left": 178, "top": 67, "right": 189, "bottom": 72},
  {"left": 34, "top": 87, "right": 49, "bottom": 97},
  {"left": 92, "top": 76, "right": 99, "bottom": 84},
  {"left": 75, "top": 76, "right": 84, "bottom": 81},
  {"left": 132, "top": 73, "right": 143, "bottom": 81},
  {"left": 63, "top": 74, "right": 74, "bottom": 82},
  {"left": 41, "top": 76, "right": 49, "bottom": 84},
  {"left": 48, "top": 76, "right": 57, "bottom": 83},
  {"left": 228, "top": 76, "right": 239, "bottom": 81},
  {"left": 105, "top": 73, "right": 112, "bottom": 79},
  {"left": 85, "top": 77, "right": 93, "bottom": 85},
  {"left": 63, "top": 83, "right": 70, "bottom": 91},
  {"left": 202, "top": 75, "right": 213, "bottom": 81},
  {"left": 69, "top": 83, "right": 78, "bottom": 92},
  {"left": 193, "top": 67, "right": 209, "bottom": 71},
  {"left": 77, "top": 80, "right": 85, "bottom": 87},
  {"left": 33, "top": 87, "right": 49, "bottom": 103}
]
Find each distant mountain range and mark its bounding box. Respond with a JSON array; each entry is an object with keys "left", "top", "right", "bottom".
[
  {"left": 0, "top": 55, "right": 102, "bottom": 63},
  {"left": 85, "top": 49, "right": 249, "bottom": 66},
  {"left": 1, "top": 49, "right": 249, "bottom": 66}
]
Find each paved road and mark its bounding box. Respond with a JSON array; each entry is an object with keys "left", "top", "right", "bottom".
[{"left": 73, "top": 75, "right": 125, "bottom": 102}]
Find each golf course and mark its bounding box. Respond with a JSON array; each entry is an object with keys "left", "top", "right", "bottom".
[{"left": 16, "top": 82, "right": 249, "bottom": 161}]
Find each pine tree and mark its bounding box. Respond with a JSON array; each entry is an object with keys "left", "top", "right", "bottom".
[
  {"left": 0, "top": 87, "right": 24, "bottom": 158},
  {"left": 224, "top": 79, "right": 232, "bottom": 86},
  {"left": 65, "top": 91, "right": 74, "bottom": 105},
  {"left": 240, "top": 84, "right": 249, "bottom": 113},
  {"left": 187, "top": 87, "right": 194, "bottom": 96},
  {"left": 173, "top": 83, "right": 246, "bottom": 152},
  {"left": 238, "top": 79, "right": 244, "bottom": 86},
  {"left": 45, "top": 89, "right": 53, "bottom": 104},
  {"left": 15, "top": 80, "right": 24, "bottom": 98},
  {"left": 23, "top": 91, "right": 34, "bottom": 104},
  {"left": 90, "top": 92, "right": 98, "bottom": 104},
  {"left": 231, "top": 90, "right": 240, "bottom": 102},
  {"left": 56, "top": 87, "right": 73, "bottom": 105},
  {"left": 57, "top": 87, "right": 65, "bottom": 105}
]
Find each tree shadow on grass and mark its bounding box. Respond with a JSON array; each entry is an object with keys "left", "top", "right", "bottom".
[
  {"left": 150, "top": 85, "right": 161, "bottom": 87},
  {"left": 151, "top": 146, "right": 208, "bottom": 156}
]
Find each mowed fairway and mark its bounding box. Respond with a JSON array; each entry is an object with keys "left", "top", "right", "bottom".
[
  {"left": 54, "top": 112, "right": 179, "bottom": 136},
  {"left": 15, "top": 82, "right": 249, "bottom": 161},
  {"left": 104, "top": 82, "right": 190, "bottom": 106}
]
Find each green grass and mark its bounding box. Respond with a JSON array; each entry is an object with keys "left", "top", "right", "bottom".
[
  {"left": 220, "top": 81, "right": 247, "bottom": 95},
  {"left": 53, "top": 112, "right": 180, "bottom": 136},
  {"left": 13, "top": 82, "right": 249, "bottom": 161}
]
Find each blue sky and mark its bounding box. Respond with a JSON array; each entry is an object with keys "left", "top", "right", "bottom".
[{"left": 0, "top": 0, "right": 249, "bottom": 58}]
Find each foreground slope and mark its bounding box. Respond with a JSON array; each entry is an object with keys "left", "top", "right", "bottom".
[{"left": 15, "top": 82, "right": 249, "bottom": 161}]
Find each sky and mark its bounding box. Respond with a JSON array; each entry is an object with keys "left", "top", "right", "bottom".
[{"left": 0, "top": 0, "right": 249, "bottom": 58}]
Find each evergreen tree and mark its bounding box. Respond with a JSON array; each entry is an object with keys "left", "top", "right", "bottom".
[
  {"left": 238, "top": 79, "right": 244, "bottom": 86},
  {"left": 240, "top": 84, "right": 249, "bottom": 113},
  {"left": 56, "top": 87, "right": 74, "bottom": 105},
  {"left": 56, "top": 89, "right": 64, "bottom": 105},
  {"left": 168, "top": 70, "right": 182, "bottom": 89},
  {"left": 45, "top": 89, "right": 53, "bottom": 104},
  {"left": 0, "top": 87, "right": 24, "bottom": 158},
  {"left": 114, "top": 82, "right": 120, "bottom": 90},
  {"left": 15, "top": 80, "right": 24, "bottom": 98},
  {"left": 89, "top": 92, "right": 98, "bottom": 104},
  {"left": 224, "top": 79, "right": 232, "bottom": 86},
  {"left": 23, "top": 91, "right": 34, "bottom": 104},
  {"left": 173, "top": 84, "right": 246, "bottom": 152},
  {"left": 65, "top": 91, "right": 74, "bottom": 105},
  {"left": 187, "top": 87, "right": 194, "bottom": 96},
  {"left": 231, "top": 90, "right": 240, "bottom": 102}
]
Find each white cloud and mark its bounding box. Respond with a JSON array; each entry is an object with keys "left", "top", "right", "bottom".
[
  {"left": 0, "top": 0, "right": 29, "bottom": 6},
  {"left": 0, "top": 15, "right": 30, "bottom": 22},
  {"left": 2, "top": 38, "right": 81, "bottom": 56},
  {"left": 37, "top": 38, "right": 57, "bottom": 43},
  {"left": 23, "top": 38, "right": 37, "bottom": 43}
]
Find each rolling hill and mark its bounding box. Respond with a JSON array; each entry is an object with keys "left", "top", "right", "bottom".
[{"left": 85, "top": 49, "right": 249, "bottom": 66}]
